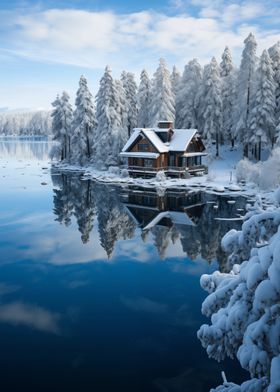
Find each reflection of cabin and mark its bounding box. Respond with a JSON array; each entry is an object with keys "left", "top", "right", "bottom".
[
  {"left": 120, "top": 121, "right": 208, "bottom": 178},
  {"left": 120, "top": 188, "right": 204, "bottom": 231}
]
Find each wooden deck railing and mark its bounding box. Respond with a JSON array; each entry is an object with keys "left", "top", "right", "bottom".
[{"left": 125, "top": 165, "right": 207, "bottom": 174}]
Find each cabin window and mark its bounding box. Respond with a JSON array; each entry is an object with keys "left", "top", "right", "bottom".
[
  {"left": 132, "top": 158, "right": 138, "bottom": 166},
  {"left": 138, "top": 143, "right": 149, "bottom": 152},
  {"left": 144, "top": 159, "right": 154, "bottom": 168},
  {"left": 169, "top": 154, "right": 175, "bottom": 167}
]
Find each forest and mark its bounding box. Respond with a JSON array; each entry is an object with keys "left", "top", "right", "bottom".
[
  {"left": 0, "top": 110, "right": 52, "bottom": 136},
  {"left": 51, "top": 33, "right": 280, "bottom": 166}
]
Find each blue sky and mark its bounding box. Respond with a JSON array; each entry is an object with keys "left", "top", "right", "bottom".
[{"left": 0, "top": 0, "right": 279, "bottom": 110}]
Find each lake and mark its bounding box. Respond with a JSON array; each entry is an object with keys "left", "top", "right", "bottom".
[{"left": 0, "top": 137, "right": 248, "bottom": 391}]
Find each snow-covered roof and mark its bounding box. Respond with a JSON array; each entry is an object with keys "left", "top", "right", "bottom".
[
  {"left": 143, "top": 210, "right": 195, "bottom": 231},
  {"left": 141, "top": 129, "right": 168, "bottom": 153},
  {"left": 121, "top": 129, "right": 141, "bottom": 152},
  {"left": 121, "top": 127, "right": 199, "bottom": 154},
  {"left": 120, "top": 152, "right": 159, "bottom": 159},
  {"left": 182, "top": 152, "right": 208, "bottom": 157},
  {"left": 168, "top": 129, "right": 197, "bottom": 151}
]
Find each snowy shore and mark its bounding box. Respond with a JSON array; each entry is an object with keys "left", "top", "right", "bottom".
[{"left": 52, "top": 146, "right": 275, "bottom": 202}]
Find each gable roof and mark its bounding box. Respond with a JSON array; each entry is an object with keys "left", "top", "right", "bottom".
[{"left": 121, "top": 127, "right": 199, "bottom": 154}]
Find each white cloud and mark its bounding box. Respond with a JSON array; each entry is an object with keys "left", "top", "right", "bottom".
[{"left": 1, "top": 4, "right": 279, "bottom": 73}]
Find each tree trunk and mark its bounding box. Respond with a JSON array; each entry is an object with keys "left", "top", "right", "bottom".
[
  {"left": 86, "top": 125, "right": 90, "bottom": 159},
  {"left": 216, "top": 130, "right": 219, "bottom": 157},
  {"left": 258, "top": 140, "right": 261, "bottom": 161},
  {"left": 244, "top": 143, "right": 248, "bottom": 158}
]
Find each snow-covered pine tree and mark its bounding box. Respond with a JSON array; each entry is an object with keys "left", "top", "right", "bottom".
[
  {"left": 234, "top": 33, "right": 258, "bottom": 157},
  {"left": 268, "top": 42, "right": 280, "bottom": 143},
  {"left": 115, "top": 79, "right": 129, "bottom": 148},
  {"left": 220, "top": 47, "right": 237, "bottom": 147},
  {"left": 171, "top": 65, "right": 181, "bottom": 97},
  {"left": 150, "top": 58, "right": 175, "bottom": 126},
  {"left": 71, "top": 75, "right": 97, "bottom": 164},
  {"left": 95, "top": 66, "right": 122, "bottom": 168},
  {"left": 121, "top": 71, "right": 138, "bottom": 137},
  {"left": 60, "top": 91, "right": 73, "bottom": 161},
  {"left": 197, "top": 57, "right": 222, "bottom": 156},
  {"left": 51, "top": 94, "right": 65, "bottom": 160},
  {"left": 176, "top": 59, "right": 202, "bottom": 129},
  {"left": 137, "top": 69, "right": 151, "bottom": 128},
  {"left": 249, "top": 50, "right": 276, "bottom": 160}
]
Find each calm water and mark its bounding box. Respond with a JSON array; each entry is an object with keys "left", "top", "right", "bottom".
[{"left": 0, "top": 137, "right": 248, "bottom": 392}]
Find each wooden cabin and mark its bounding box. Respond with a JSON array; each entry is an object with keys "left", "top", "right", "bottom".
[{"left": 120, "top": 121, "right": 207, "bottom": 178}]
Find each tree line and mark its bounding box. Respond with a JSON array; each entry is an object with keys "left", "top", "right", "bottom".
[
  {"left": 52, "top": 33, "right": 280, "bottom": 166},
  {"left": 0, "top": 110, "right": 52, "bottom": 136}
]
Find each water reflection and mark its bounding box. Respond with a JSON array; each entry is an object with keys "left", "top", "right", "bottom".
[
  {"left": 0, "top": 136, "right": 50, "bottom": 161},
  {"left": 51, "top": 171, "right": 247, "bottom": 270},
  {"left": 0, "top": 139, "right": 248, "bottom": 391}
]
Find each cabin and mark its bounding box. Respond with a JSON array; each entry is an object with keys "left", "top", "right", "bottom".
[{"left": 120, "top": 121, "right": 207, "bottom": 178}]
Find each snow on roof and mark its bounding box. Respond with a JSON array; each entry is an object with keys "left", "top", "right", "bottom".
[
  {"left": 168, "top": 129, "right": 197, "bottom": 151},
  {"left": 120, "top": 152, "right": 159, "bottom": 159},
  {"left": 182, "top": 152, "right": 208, "bottom": 157},
  {"left": 143, "top": 210, "right": 195, "bottom": 231},
  {"left": 121, "top": 127, "right": 198, "bottom": 154},
  {"left": 121, "top": 128, "right": 141, "bottom": 152},
  {"left": 141, "top": 129, "right": 168, "bottom": 153}
]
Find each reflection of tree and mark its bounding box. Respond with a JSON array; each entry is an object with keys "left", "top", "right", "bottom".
[
  {"left": 94, "top": 184, "right": 136, "bottom": 258},
  {"left": 0, "top": 137, "right": 50, "bottom": 160},
  {"left": 151, "top": 226, "right": 179, "bottom": 259},
  {"left": 52, "top": 173, "right": 247, "bottom": 265},
  {"left": 53, "top": 174, "right": 74, "bottom": 227},
  {"left": 51, "top": 172, "right": 136, "bottom": 256}
]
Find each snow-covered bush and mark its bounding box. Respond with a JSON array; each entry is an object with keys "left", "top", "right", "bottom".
[
  {"left": 155, "top": 170, "right": 167, "bottom": 182},
  {"left": 259, "top": 147, "right": 280, "bottom": 190},
  {"left": 108, "top": 166, "right": 120, "bottom": 176},
  {"left": 236, "top": 148, "right": 280, "bottom": 189},
  {"left": 236, "top": 158, "right": 261, "bottom": 184},
  {"left": 198, "top": 209, "right": 280, "bottom": 391},
  {"left": 120, "top": 168, "right": 129, "bottom": 178}
]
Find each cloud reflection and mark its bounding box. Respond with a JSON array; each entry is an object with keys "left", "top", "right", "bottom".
[{"left": 0, "top": 301, "right": 61, "bottom": 334}]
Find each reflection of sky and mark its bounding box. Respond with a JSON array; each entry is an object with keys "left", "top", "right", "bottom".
[{"left": 0, "top": 140, "right": 247, "bottom": 392}]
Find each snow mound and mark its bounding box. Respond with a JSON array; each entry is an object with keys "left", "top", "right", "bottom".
[{"left": 228, "top": 184, "right": 241, "bottom": 191}]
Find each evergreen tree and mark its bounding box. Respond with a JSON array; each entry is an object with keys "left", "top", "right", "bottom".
[
  {"left": 197, "top": 57, "right": 222, "bottom": 156},
  {"left": 72, "top": 76, "right": 97, "bottom": 164},
  {"left": 176, "top": 59, "right": 202, "bottom": 129},
  {"left": 268, "top": 42, "right": 280, "bottom": 137},
  {"left": 249, "top": 50, "right": 276, "bottom": 160},
  {"left": 51, "top": 94, "right": 64, "bottom": 160},
  {"left": 115, "top": 79, "right": 129, "bottom": 145},
  {"left": 220, "top": 47, "right": 237, "bottom": 146},
  {"left": 171, "top": 65, "right": 181, "bottom": 96},
  {"left": 121, "top": 71, "right": 138, "bottom": 137},
  {"left": 60, "top": 91, "right": 73, "bottom": 160},
  {"left": 137, "top": 69, "right": 151, "bottom": 128},
  {"left": 150, "top": 58, "right": 175, "bottom": 126},
  {"left": 234, "top": 33, "right": 258, "bottom": 156},
  {"left": 95, "top": 66, "right": 122, "bottom": 168}
]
